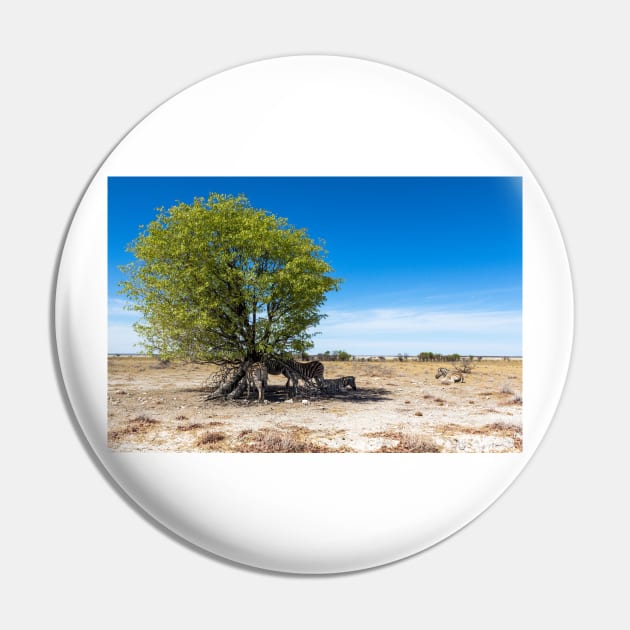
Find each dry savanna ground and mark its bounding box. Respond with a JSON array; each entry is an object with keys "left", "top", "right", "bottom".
[{"left": 108, "top": 356, "right": 522, "bottom": 453}]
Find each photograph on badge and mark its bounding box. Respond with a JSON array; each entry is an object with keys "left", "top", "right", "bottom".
[{"left": 108, "top": 176, "right": 522, "bottom": 453}]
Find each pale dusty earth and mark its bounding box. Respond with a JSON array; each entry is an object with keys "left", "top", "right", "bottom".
[{"left": 108, "top": 357, "right": 522, "bottom": 453}]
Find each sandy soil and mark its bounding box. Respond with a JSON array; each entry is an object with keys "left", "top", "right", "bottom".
[{"left": 108, "top": 357, "right": 522, "bottom": 453}]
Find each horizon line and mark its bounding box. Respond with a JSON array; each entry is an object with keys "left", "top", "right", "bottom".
[{"left": 107, "top": 352, "right": 523, "bottom": 359}]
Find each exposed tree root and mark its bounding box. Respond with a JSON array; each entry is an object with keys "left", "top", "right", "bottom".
[{"left": 205, "top": 360, "right": 251, "bottom": 400}]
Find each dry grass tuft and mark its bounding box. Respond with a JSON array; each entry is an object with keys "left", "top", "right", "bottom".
[
  {"left": 383, "top": 432, "right": 441, "bottom": 453},
  {"left": 436, "top": 422, "right": 523, "bottom": 452},
  {"left": 178, "top": 420, "right": 224, "bottom": 432},
  {"left": 512, "top": 432, "right": 523, "bottom": 450},
  {"left": 107, "top": 429, "right": 126, "bottom": 445},
  {"left": 366, "top": 429, "right": 442, "bottom": 453},
  {"left": 238, "top": 427, "right": 334, "bottom": 453},
  {"left": 108, "top": 415, "right": 160, "bottom": 446},
  {"left": 132, "top": 414, "right": 159, "bottom": 424},
  {"left": 438, "top": 421, "right": 522, "bottom": 450},
  {"left": 483, "top": 421, "right": 519, "bottom": 432},
  {"left": 178, "top": 422, "right": 204, "bottom": 431},
  {"left": 195, "top": 431, "right": 227, "bottom": 449}
]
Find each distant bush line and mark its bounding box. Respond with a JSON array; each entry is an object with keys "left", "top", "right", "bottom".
[
  {"left": 110, "top": 352, "right": 519, "bottom": 362},
  {"left": 301, "top": 352, "right": 502, "bottom": 362}
]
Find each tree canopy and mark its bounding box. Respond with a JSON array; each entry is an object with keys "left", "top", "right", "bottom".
[{"left": 120, "top": 193, "right": 341, "bottom": 364}]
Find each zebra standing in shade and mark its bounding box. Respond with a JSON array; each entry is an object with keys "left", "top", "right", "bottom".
[
  {"left": 435, "top": 367, "right": 465, "bottom": 383},
  {"left": 246, "top": 361, "right": 268, "bottom": 403},
  {"left": 264, "top": 357, "right": 325, "bottom": 395}
]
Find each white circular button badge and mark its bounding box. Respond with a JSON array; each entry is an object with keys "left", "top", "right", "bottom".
[{"left": 56, "top": 56, "right": 573, "bottom": 574}]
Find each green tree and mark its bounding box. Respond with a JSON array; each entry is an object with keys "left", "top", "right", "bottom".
[{"left": 120, "top": 193, "right": 341, "bottom": 398}]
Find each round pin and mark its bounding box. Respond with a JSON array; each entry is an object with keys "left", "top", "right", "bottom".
[{"left": 55, "top": 56, "right": 573, "bottom": 574}]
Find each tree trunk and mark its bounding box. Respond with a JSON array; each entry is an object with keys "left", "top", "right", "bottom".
[
  {"left": 205, "top": 360, "right": 251, "bottom": 400},
  {"left": 226, "top": 377, "right": 248, "bottom": 400}
]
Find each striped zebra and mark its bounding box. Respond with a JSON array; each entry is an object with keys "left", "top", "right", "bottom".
[
  {"left": 435, "top": 367, "right": 464, "bottom": 383},
  {"left": 246, "top": 362, "right": 268, "bottom": 402},
  {"left": 321, "top": 376, "right": 357, "bottom": 393},
  {"left": 265, "top": 357, "right": 325, "bottom": 393}
]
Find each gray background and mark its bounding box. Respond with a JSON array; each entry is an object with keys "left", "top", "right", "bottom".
[{"left": 1, "top": 1, "right": 627, "bottom": 628}]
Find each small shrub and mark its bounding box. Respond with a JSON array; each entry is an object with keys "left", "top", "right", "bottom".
[
  {"left": 239, "top": 427, "right": 332, "bottom": 453},
  {"left": 108, "top": 415, "right": 159, "bottom": 447},
  {"left": 372, "top": 431, "right": 441, "bottom": 453},
  {"left": 397, "top": 434, "right": 441, "bottom": 453},
  {"left": 196, "top": 431, "right": 227, "bottom": 447}
]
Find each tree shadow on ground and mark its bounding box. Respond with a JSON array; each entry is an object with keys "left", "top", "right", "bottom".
[
  {"left": 201, "top": 384, "right": 393, "bottom": 404},
  {"left": 313, "top": 386, "right": 394, "bottom": 404}
]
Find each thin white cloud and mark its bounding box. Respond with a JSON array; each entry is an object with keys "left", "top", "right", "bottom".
[
  {"left": 108, "top": 299, "right": 143, "bottom": 353},
  {"left": 319, "top": 307, "right": 521, "bottom": 334},
  {"left": 108, "top": 298, "right": 139, "bottom": 320},
  {"left": 312, "top": 307, "right": 521, "bottom": 355},
  {"left": 108, "top": 323, "right": 142, "bottom": 354},
  {"left": 107, "top": 301, "right": 522, "bottom": 356}
]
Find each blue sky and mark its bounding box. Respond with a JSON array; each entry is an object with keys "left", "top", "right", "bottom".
[{"left": 109, "top": 177, "right": 522, "bottom": 356}]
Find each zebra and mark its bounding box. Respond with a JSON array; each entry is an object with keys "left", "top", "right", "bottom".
[
  {"left": 246, "top": 362, "right": 268, "bottom": 403},
  {"left": 435, "top": 367, "right": 464, "bottom": 383},
  {"left": 264, "top": 357, "right": 325, "bottom": 394},
  {"left": 320, "top": 376, "right": 357, "bottom": 393}
]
